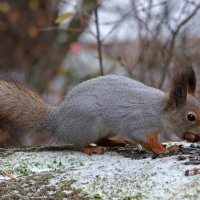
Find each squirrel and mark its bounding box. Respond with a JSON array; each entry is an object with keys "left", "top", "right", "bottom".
[{"left": 0, "top": 65, "right": 200, "bottom": 154}]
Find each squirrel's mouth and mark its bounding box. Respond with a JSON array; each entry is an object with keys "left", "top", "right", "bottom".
[{"left": 183, "top": 132, "right": 200, "bottom": 142}]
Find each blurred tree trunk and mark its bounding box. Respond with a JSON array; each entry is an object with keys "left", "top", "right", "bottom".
[
  {"left": 0, "top": 0, "right": 58, "bottom": 80},
  {"left": 0, "top": 0, "right": 97, "bottom": 93}
]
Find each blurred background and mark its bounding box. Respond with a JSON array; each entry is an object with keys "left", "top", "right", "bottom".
[{"left": 1, "top": 0, "right": 200, "bottom": 104}]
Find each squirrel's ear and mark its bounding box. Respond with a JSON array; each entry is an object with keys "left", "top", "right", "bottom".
[
  {"left": 186, "top": 65, "right": 196, "bottom": 95},
  {"left": 166, "top": 83, "right": 188, "bottom": 111},
  {"left": 165, "top": 66, "right": 190, "bottom": 111}
]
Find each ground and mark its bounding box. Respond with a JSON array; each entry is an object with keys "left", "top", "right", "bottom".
[{"left": 0, "top": 142, "right": 200, "bottom": 200}]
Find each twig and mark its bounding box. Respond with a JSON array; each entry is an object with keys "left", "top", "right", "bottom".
[
  {"left": 101, "top": 1, "right": 166, "bottom": 42},
  {"left": 94, "top": 3, "right": 104, "bottom": 76},
  {"left": 185, "top": 168, "right": 200, "bottom": 176},
  {"left": 2, "top": 170, "right": 15, "bottom": 179},
  {"left": 168, "top": 181, "right": 197, "bottom": 200},
  {"left": 38, "top": 27, "right": 83, "bottom": 32}
]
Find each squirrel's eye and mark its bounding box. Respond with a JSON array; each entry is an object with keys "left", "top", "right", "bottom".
[{"left": 186, "top": 112, "right": 197, "bottom": 122}]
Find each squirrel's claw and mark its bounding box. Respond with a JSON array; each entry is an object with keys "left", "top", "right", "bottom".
[
  {"left": 83, "top": 146, "right": 107, "bottom": 155},
  {"left": 139, "top": 132, "right": 168, "bottom": 153}
]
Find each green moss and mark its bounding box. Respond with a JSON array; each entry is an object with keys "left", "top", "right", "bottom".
[
  {"left": 34, "top": 162, "right": 40, "bottom": 167},
  {"left": 59, "top": 160, "right": 64, "bottom": 167},
  {"left": 124, "top": 192, "right": 143, "bottom": 200},
  {"left": 47, "top": 164, "right": 53, "bottom": 169},
  {"left": 15, "top": 164, "right": 30, "bottom": 176},
  {"left": 93, "top": 193, "right": 103, "bottom": 200},
  {"left": 117, "top": 188, "right": 123, "bottom": 193}
]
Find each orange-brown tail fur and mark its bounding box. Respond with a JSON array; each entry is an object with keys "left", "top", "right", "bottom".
[{"left": 0, "top": 80, "right": 49, "bottom": 144}]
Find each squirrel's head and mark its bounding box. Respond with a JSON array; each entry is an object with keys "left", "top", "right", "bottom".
[{"left": 164, "top": 65, "right": 200, "bottom": 141}]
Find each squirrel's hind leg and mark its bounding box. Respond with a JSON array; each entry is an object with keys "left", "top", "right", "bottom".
[
  {"left": 83, "top": 138, "right": 133, "bottom": 155},
  {"left": 83, "top": 145, "right": 107, "bottom": 155}
]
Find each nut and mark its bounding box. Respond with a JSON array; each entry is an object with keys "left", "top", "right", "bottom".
[{"left": 183, "top": 132, "right": 200, "bottom": 142}]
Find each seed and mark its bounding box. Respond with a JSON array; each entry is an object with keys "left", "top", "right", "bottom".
[
  {"left": 183, "top": 160, "right": 200, "bottom": 165},
  {"left": 190, "top": 144, "right": 198, "bottom": 148},
  {"left": 177, "top": 155, "right": 187, "bottom": 160}
]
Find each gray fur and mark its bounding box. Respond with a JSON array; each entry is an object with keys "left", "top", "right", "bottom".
[{"left": 47, "top": 75, "right": 168, "bottom": 149}]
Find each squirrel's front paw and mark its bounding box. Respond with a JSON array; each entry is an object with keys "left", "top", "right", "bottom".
[
  {"left": 183, "top": 132, "right": 200, "bottom": 142},
  {"left": 139, "top": 132, "right": 168, "bottom": 153},
  {"left": 83, "top": 145, "right": 107, "bottom": 155}
]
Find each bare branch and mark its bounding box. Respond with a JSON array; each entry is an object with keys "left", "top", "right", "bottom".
[
  {"left": 158, "top": 2, "right": 200, "bottom": 88},
  {"left": 101, "top": 1, "right": 166, "bottom": 42},
  {"left": 94, "top": 3, "right": 104, "bottom": 76}
]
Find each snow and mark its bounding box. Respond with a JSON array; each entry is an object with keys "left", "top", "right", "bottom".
[{"left": 0, "top": 143, "right": 200, "bottom": 199}]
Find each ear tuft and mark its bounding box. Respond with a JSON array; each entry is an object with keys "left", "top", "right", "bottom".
[
  {"left": 165, "top": 65, "right": 196, "bottom": 111},
  {"left": 186, "top": 65, "right": 196, "bottom": 94}
]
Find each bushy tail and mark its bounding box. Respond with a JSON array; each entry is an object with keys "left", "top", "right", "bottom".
[{"left": 0, "top": 80, "right": 49, "bottom": 143}]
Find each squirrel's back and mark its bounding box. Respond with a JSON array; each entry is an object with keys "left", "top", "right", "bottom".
[
  {"left": 53, "top": 75, "right": 167, "bottom": 147},
  {"left": 65, "top": 75, "right": 165, "bottom": 100},
  {"left": 61, "top": 75, "right": 166, "bottom": 116}
]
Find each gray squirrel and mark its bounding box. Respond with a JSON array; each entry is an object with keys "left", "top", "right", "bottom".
[{"left": 0, "top": 65, "right": 200, "bottom": 153}]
